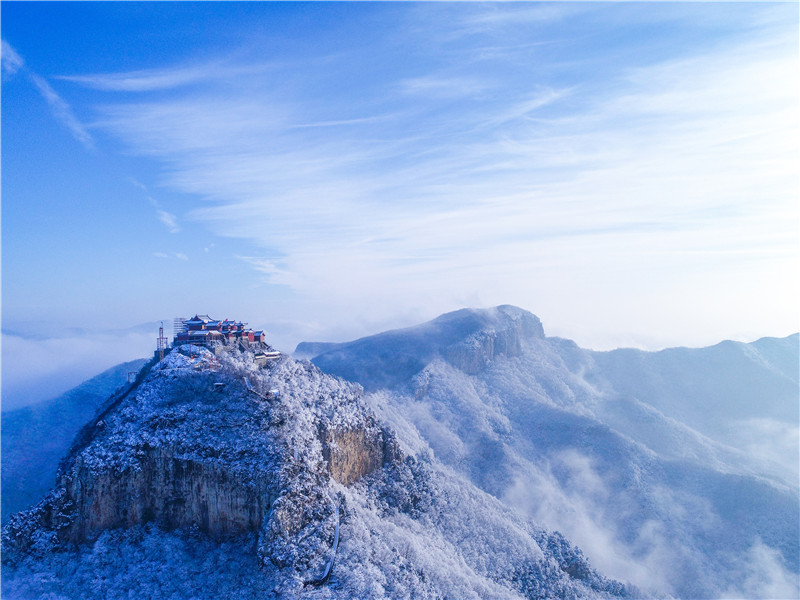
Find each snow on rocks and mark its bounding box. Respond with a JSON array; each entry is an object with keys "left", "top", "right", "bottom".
[{"left": 2, "top": 344, "right": 631, "bottom": 599}]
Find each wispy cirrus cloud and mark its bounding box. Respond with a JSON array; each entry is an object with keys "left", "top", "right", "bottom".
[
  {"left": 69, "top": 5, "right": 799, "bottom": 348},
  {"left": 130, "top": 178, "right": 181, "bottom": 233},
  {"left": 60, "top": 64, "right": 216, "bottom": 92},
  {"left": 397, "top": 74, "right": 491, "bottom": 99},
  {"left": 156, "top": 209, "right": 180, "bottom": 234},
  {"left": 153, "top": 251, "right": 188, "bottom": 261},
  {"left": 1, "top": 40, "right": 24, "bottom": 76},
  {"left": 455, "top": 2, "right": 583, "bottom": 31},
  {"left": 29, "top": 74, "right": 94, "bottom": 149},
  {"left": 58, "top": 61, "right": 275, "bottom": 92},
  {"left": 2, "top": 39, "right": 93, "bottom": 149}
]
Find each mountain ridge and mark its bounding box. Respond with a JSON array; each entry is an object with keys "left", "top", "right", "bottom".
[{"left": 296, "top": 305, "right": 800, "bottom": 599}]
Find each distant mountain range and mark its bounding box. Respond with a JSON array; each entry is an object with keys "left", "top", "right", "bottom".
[
  {"left": 297, "top": 305, "right": 799, "bottom": 599},
  {"left": 2, "top": 358, "right": 147, "bottom": 520}
]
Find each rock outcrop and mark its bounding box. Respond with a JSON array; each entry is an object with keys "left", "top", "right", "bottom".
[
  {"left": 62, "top": 448, "right": 274, "bottom": 541},
  {"left": 443, "top": 306, "right": 545, "bottom": 374},
  {"left": 321, "top": 422, "right": 401, "bottom": 486},
  {"left": 303, "top": 305, "right": 546, "bottom": 389}
]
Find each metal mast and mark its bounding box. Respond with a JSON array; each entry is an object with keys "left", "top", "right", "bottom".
[{"left": 157, "top": 321, "right": 168, "bottom": 360}]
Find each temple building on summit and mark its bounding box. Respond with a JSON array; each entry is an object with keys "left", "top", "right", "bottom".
[{"left": 173, "top": 314, "right": 267, "bottom": 346}]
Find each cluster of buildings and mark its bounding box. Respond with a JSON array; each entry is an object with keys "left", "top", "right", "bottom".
[{"left": 173, "top": 314, "right": 267, "bottom": 347}]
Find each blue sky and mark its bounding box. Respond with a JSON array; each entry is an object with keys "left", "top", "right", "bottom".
[{"left": 2, "top": 2, "right": 798, "bottom": 407}]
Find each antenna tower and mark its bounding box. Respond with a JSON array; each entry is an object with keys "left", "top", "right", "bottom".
[{"left": 157, "top": 321, "right": 168, "bottom": 361}]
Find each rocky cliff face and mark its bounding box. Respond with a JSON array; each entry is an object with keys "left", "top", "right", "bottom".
[
  {"left": 443, "top": 306, "right": 544, "bottom": 374},
  {"left": 63, "top": 447, "right": 273, "bottom": 542},
  {"left": 321, "top": 423, "right": 401, "bottom": 486}
]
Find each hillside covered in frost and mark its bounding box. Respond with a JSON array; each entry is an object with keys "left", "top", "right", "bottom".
[
  {"left": 299, "top": 305, "right": 800, "bottom": 599},
  {"left": 2, "top": 343, "right": 631, "bottom": 600}
]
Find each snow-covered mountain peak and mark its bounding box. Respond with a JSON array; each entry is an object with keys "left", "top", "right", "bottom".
[
  {"left": 296, "top": 305, "right": 546, "bottom": 389},
  {"left": 428, "top": 304, "right": 545, "bottom": 337},
  {"left": 4, "top": 344, "right": 397, "bottom": 580}
]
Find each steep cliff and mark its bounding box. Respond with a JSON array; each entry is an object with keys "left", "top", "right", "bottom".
[{"left": 443, "top": 306, "right": 544, "bottom": 374}]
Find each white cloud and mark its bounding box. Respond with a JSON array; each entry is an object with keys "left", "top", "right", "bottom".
[
  {"left": 1, "top": 39, "right": 24, "bottom": 77},
  {"left": 723, "top": 539, "right": 799, "bottom": 599},
  {"left": 28, "top": 73, "right": 94, "bottom": 149},
  {"left": 397, "top": 74, "right": 490, "bottom": 99},
  {"left": 61, "top": 64, "right": 216, "bottom": 92},
  {"left": 130, "top": 179, "right": 181, "bottom": 234},
  {"left": 152, "top": 251, "right": 188, "bottom": 262},
  {"left": 1, "top": 331, "right": 155, "bottom": 410},
  {"left": 156, "top": 209, "right": 180, "bottom": 233},
  {"left": 60, "top": 61, "right": 274, "bottom": 92},
  {"left": 456, "top": 3, "right": 582, "bottom": 31},
  {"left": 2, "top": 40, "right": 94, "bottom": 148},
  {"left": 502, "top": 454, "right": 675, "bottom": 597},
  {"left": 76, "top": 8, "right": 798, "bottom": 349}
]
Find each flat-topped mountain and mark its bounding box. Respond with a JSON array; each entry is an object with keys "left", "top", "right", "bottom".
[{"left": 296, "top": 305, "right": 545, "bottom": 389}]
